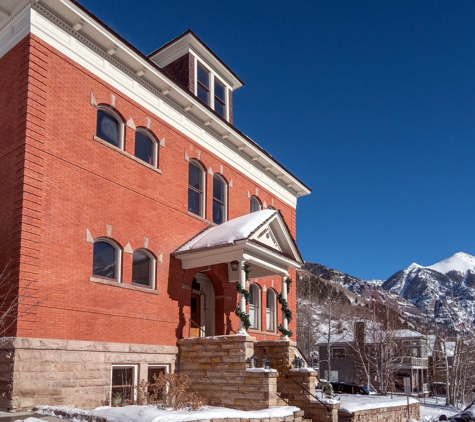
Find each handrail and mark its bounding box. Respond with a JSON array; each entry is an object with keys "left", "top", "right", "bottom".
[
  {"left": 189, "top": 318, "right": 205, "bottom": 337},
  {"left": 223, "top": 323, "right": 237, "bottom": 334},
  {"left": 280, "top": 367, "right": 333, "bottom": 413}
]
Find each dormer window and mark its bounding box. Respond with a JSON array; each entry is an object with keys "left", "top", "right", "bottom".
[
  {"left": 214, "top": 79, "right": 225, "bottom": 118},
  {"left": 197, "top": 64, "right": 210, "bottom": 104}
]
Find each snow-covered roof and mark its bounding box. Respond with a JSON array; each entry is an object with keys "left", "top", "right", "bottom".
[{"left": 175, "top": 209, "right": 276, "bottom": 252}]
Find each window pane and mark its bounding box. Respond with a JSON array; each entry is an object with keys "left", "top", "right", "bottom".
[
  {"left": 197, "top": 65, "right": 209, "bottom": 88},
  {"left": 93, "top": 241, "right": 116, "bottom": 279},
  {"left": 188, "top": 163, "right": 202, "bottom": 190},
  {"left": 132, "top": 251, "right": 151, "bottom": 286},
  {"left": 250, "top": 197, "right": 260, "bottom": 213},
  {"left": 214, "top": 80, "right": 225, "bottom": 101},
  {"left": 213, "top": 176, "right": 224, "bottom": 202},
  {"left": 135, "top": 132, "right": 154, "bottom": 165},
  {"left": 213, "top": 200, "right": 223, "bottom": 224},
  {"left": 197, "top": 84, "right": 209, "bottom": 104},
  {"left": 112, "top": 367, "right": 134, "bottom": 404},
  {"left": 188, "top": 189, "right": 200, "bottom": 215},
  {"left": 97, "top": 110, "right": 119, "bottom": 147},
  {"left": 215, "top": 100, "right": 224, "bottom": 118}
]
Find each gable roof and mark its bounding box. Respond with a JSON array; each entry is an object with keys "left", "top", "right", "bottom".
[{"left": 174, "top": 210, "right": 303, "bottom": 277}]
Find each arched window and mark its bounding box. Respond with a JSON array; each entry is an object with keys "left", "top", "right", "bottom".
[
  {"left": 96, "top": 107, "right": 123, "bottom": 149},
  {"left": 92, "top": 239, "right": 122, "bottom": 281},
  {"left": 213, "top": 174, "right": 227, "bottom": 224},
  {"left": 250, "top": 196, "right": 261, "bottom": 213},
  {"left": 249, "top": 283, "right": 261, "bottom": 330},
  {"left": 266, "top": 289, "right": 276, "bottom": 332},
  {"left": 135, "top": 129, "right": 158, "bottom": 167},
  {"left": 132, "top": 249, "right": 156, "bottom": 288},
  {"left": 188, "top": 161, "right": 205, "bottom": 217}
]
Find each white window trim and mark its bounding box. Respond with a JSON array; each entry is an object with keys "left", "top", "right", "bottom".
[
  {"left": 194, "top": 56, "right": 230, "bottom": 121},
  {"left": 132, "top": 248, "right": 156, "bottom": 289},
  {"left": 249, "top": 283, "right": 261, "bottom": 331},
  {"left": 93, "top": 237, "right": 122, "bottom": 283},
  {"left": 135, "top": 127, "right": 158, "bottom": 168},
  {"left": 97, "top": 105, "right": 125, "bottom": 150},
  {"left": 111, "top": 364, "right": 138, "bottom": 405},
  {"left": 213, "top": 174, "right": 227, "bottom": 224},
  {"left": 266, "top": 289, "right": 276, "bottom": 332},
  {"left": 189, "top": 160, "right": 206, "bottom": 218},
  {"left": 250, "top": 196, "right": 262, "bottom": 213}
]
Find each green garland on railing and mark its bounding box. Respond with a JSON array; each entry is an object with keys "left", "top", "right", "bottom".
[{"left": 235, "top": 262, "right": 251, "bottom": 330}]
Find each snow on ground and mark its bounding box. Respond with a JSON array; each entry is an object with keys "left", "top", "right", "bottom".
[
  {"left": 33, "top": 404, "right": 301, "bottom": 422},
  {"left": 419, "top": 396, "right": 460, "bottom": 421},
  {"left": 338, "top": 394, "right": 419, "bottom": 413}
]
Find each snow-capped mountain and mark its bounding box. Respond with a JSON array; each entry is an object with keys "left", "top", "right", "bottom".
[
  {"left": 382, "top": 252, "right": 475, "bottom": 330},
  {"left": 303, "top": 252, "right": 475, "bottom": 331}
]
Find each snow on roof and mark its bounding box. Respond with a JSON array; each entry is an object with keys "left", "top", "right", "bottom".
[{"left": 175, "top": 209, "right": 276, "bottom": 252}]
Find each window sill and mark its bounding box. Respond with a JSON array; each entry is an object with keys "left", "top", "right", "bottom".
[
  {"left": 89, "top": 276, "right": 159, "bottom": 294},
  {"left": 93, "top": 136, "right": 162, "bottom": 174},
  {"left": 248, "top": 328, "right": 279, "bottom": 336},
  {"left": 186, "top": 211, "right": 215, "bottom": 225}
]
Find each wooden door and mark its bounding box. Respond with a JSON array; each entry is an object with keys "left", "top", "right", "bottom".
[{"left": 190, "top": 293, "right": 201, "bottom": 337}]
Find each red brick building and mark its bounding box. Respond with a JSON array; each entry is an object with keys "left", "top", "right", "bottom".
[{"left": 0, "top": 0, "right": 310, "bottom": 410}]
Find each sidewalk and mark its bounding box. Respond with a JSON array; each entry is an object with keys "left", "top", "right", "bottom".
[{"left": 0, "top": 412, "right": 64, "bottom": 422}]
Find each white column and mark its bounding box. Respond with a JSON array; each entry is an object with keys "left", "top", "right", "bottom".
[
  {"left": 237, "top": 260, "right": 248, "bottom": 335},
  {"left": 281, "top": 274, "right": 289, "bottom": 340}
]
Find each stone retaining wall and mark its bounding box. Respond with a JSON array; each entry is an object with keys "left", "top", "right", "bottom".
[
  {"left": 338, "top": 401, "right": 420, "bottom": 422},
  {"left": 0, "top": 337, "right": 177, "bottom": 411},
  {"left": 177, "top": 335, "right": 278, "bottom": 411}
]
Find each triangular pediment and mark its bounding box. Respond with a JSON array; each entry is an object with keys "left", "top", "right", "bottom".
[
  {"left": 250, "top": 225, "right": 282, "bottom": 252},
  {"left": 174, "top": 210, "right": 303, "bottom": 275}
]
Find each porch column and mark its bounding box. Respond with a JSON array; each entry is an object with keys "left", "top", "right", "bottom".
[
  {"left": 281, "top": 273, "right": 289, "bottom": 340},
  {"left": 237, "top": 260, "right": 248, "bottom": 335}
]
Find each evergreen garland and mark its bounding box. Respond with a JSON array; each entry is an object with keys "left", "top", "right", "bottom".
[
  {"left": 277, "top": 293, "right": 293, "bottom": 322},
  {"left": 234, "top": 262, "right": 251, "bottom": 331},
  {"left": 278, "top": 324, "right": 293, "bottom": 338},
  {"left": 284, "top": 277, "right": 292, "bottom": 294}
]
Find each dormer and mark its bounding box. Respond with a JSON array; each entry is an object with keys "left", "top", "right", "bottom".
[{"left": 148, "top": 30, "right": 244, "bottom": 124}]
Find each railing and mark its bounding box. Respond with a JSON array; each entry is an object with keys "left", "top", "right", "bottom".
[
  {"left": 394, "top": 356, "right": 428, "bottom": 368},
  {"left": 188, "top": 318, "right": 205, "bottom": 337}
]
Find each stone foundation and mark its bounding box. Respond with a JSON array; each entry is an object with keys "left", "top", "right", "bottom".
[{"left": 0, "top": 337, "right": 178, "bottom": 411}]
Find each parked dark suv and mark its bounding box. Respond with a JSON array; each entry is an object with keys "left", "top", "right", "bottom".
[{"left": 330, "top": 382, "right": 374, "bottom": 395}]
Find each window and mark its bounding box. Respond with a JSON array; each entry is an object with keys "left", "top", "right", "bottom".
[
  {"left": 132, "top": 249, "right": 155, "bottom": 288},
  {"left": 188, "top": 161, "right": 205, "bottom": 217},
  {"left": 249, "top": 283, "right": 261, "bottom": 330},
  {"left": 250, "top": 196, "right": 261, "bottom": 213},
  {"left": 266, "top": 289, "right": 276, "bottom": 332},
  {"left": 93, "top": 239, "right": 121, "bottom": 281},
  {"left": 212, "top": 175, "right": 226, "bottom": 224},
  {"left": 135, "top": 129, "right": 157, "bottom": 167},
  {"left": 111, "top": 365, "right": 137, "bottom": 405},
  {"left": 332, "top": 347, "right": 346, "bottom": 359},
  {"left": 197, "top": 64, "right": 210, "bottom": 105},
  {"left": 96, "top": 107, "right": 123, "bottom": 149},
  {"left": 214, "top": 79, "right": 226, "bottom": 118},
  {"left": 147, "top": 365, "right": 168, "bottom": 401}
]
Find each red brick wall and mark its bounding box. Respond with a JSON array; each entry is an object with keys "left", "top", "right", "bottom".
[{"left": 4, "top": 34, "right": 298, "bottom": 345}]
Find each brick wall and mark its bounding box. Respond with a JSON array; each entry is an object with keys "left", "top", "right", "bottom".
[{"left": 0, "top": 33, "right": 298, "bottom": 346}]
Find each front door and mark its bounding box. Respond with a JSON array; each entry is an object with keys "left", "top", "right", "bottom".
[{"left": 190, "top": 293, "right": 201, "bottom": 337}]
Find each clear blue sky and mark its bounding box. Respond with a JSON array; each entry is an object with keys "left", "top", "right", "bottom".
[{"left": 78, "top": 0, "right": 475, "bottom": 280}]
